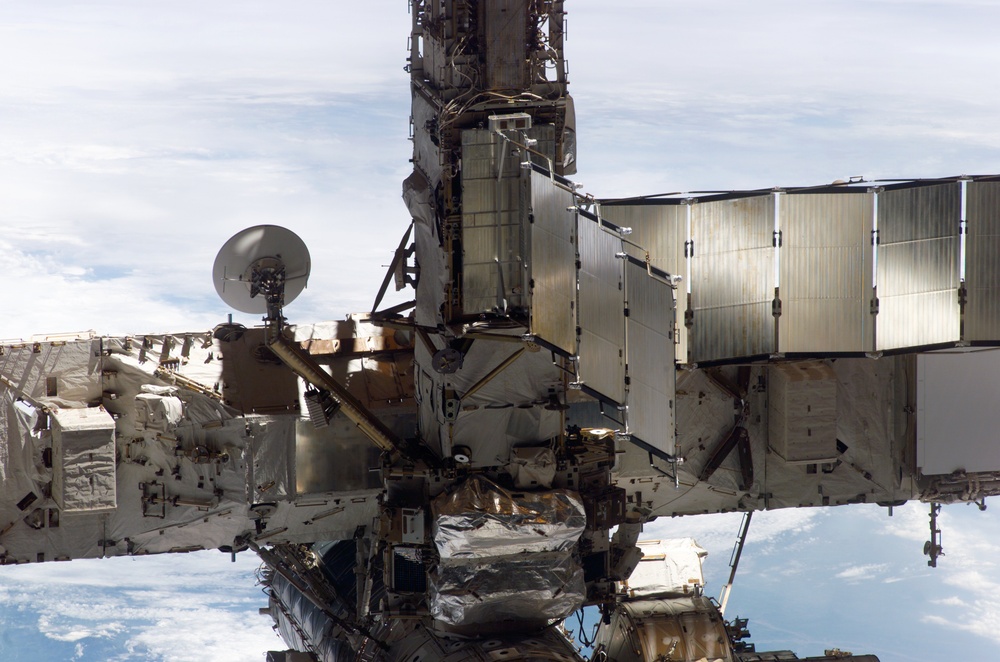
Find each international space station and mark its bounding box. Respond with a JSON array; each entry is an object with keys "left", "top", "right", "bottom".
[{"left": 3, "top": 2, "right": 1000, "bottom": 660}]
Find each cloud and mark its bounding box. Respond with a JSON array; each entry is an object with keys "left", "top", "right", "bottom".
[
  {"left": 0, "top": 551, "right": 281, "bottom": 661},
  {"left": 0, "top": 2, "right": 414, "bottom": 341},
  {"left": 860, "top": 502, "right": 1000, "bottom": 646},
  {"left": 569, "top": 0, "right": 1000, "bottom": 194},
  {"left": 642, "top": 507, "right": 826, "bottom": 587},
  {"left": 835, "top": 563, "right": 889, "bottom": 581}
]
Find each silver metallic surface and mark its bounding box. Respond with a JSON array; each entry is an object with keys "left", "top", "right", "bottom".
[
  {"left": 529, "top": 170, "right": 578, "bottom": 353},
  {"left": 624, "top": 261, "right": 676, "bottom": 455},
  {"left": 600, "top": 203, "right": 687, "bottom": 362},
  {"left": 964, "top": 181, "right": 1000, "bottom": 341},
  {"left": 876, "top": 183, "right": 961, "bottom": 350},
  {"left": 431, "top": 475, "right": 586, "bottom": 559},
  {"left": 779, "top": 191, "right": 875, "bottom": 353},
  {"left": 578, "top": 215, "right": 626, "bottom": 402},
  {"left": 599, "top": 204, "right": 687, "bottom": 276},
  {"left": 483, "top": 0, "right": 529, "bottom": 90},
  {"left": 294, "top": 418, "right": 382, "bottom": 495},
  {"left": 429, "top": 550, "right": 586, "bottom": 626},
  {"left": 689, "top": 195, "right": 775, "bottom": 362},
  {"left": 461, "top": 130, "right": 526, "bottom": 314},
  {"left": 383, "top": 626, "right": 584, "bottom": 662},
  {"left": 266, "top": 567, "right": 354, "bottom": 662}
]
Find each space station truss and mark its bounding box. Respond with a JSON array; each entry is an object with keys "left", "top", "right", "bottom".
[
  {"left": 600, "top": 175, "right": 1000, "bottom": 365},
  {"left": 461, "top": 161, "right": 681, "bottom": 458}
]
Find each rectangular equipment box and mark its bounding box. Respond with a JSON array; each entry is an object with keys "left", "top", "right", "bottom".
[
  {"left": 51, "top": 407, "right": 117, "bottom": 514},
  {"left": 768, "top": 362, "right": 838, "bottom": 464}
]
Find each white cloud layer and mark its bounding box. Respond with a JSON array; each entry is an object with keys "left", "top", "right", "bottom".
[
  {"left": 835, "top": 563, "right": 889, "bottom": 581},
  {"left": 859, "top": 502, "right": 1000, "bottom": 647},
  {"left": 0, "top": 552, "right": 280, "bottom": 661}
]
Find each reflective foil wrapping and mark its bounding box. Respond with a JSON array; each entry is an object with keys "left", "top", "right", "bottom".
[
  {"left": 429, "top": 550, "right": 586, "bottom": 626},
  {"left": 429, "top": 476, "right": 587, "bottom": 626},
  {"left": 431, "top": 475, "right": 587, "bottom": 558}
]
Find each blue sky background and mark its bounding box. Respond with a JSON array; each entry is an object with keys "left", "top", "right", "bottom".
[{"left": 3, "top": 1, "right": 1000, "bottom": 660}]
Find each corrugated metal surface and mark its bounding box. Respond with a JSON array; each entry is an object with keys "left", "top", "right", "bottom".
[
  {"left": 529, "top": 170, "right": 577, "bottom": 354},
  {"left": 779, "top": 192, "right": 874, "bottom": 353},
  {"left": 876, "top": 183, "right": 961, "bottom": 350},
  {"left": 624, "top": 261, "right": 675, "bottom": 455},
  {"left": 461, "top": 129, "right": 526, "bottom": 314},
  {"left": 964, "top": 182, "right": 1000, "bottom": 341},
  {"left": 578, "top": 216, "right": 625, "bottom": 403},
  {"left": 601, "top": 203, "right": 687, "bottom": 362},
  {"left": 463, "top": 129, "right": 522, "bottom": 180},
  {"left": 599, "top": 204, "right": 686, "bottom": 275},
  {"left": 462, "top": 179, "right": 521, "bottom": 214},
  {"left": 462, "top": 224, "right": 524, "bottom": 313},
  {"left": 483, "top": 0, "right": 529, "bottom": 90},
  {"left": 689, "top": 195, "right": 775, "bottom": 362}
]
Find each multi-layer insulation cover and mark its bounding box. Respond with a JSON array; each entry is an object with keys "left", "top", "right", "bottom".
[
  {"left": 768, "top": 362, "right": 838, "bottom": 464},
  {"left": 623, "top": 539, "right": 708, "bottom": 599},
  {"left": 51, "top": 406, "right": 118, "bottom": 514},
  {"left": 429, "top": 475, "right": 587, "bottom": 626}
]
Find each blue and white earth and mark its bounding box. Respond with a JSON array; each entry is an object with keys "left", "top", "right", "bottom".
[
  {"left": 1, "top": 501, "right": 997, "bottom": 661},
  {"left": 0, "top": 551, "right": 282, "bottom": 661}
]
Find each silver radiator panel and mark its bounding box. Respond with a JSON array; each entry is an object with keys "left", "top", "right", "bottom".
[
  {"left": 599, "top": 204, "right": 686, "bottom": 275},
  {"left": 601, "top": 203, "right": 687, "bottom": 362},
  {"left": 624, "top": 260, "right": 676, "bottom": 455},
  {"left": 529, "top": 170, "right": 578, "bottom": 354},
  {"left": 689, "top": 195, "right": 775, "bottom": 363},
  {"left": 462, "top": 222, "right": 524, "bottom": 314},
  {"left": 779, "top": 192, "right": 874, "bottom": 353},
  {"left": 965, "top": 181, "right": 1000, "bottom": 341},
  {"left": 876, "top": 183, "right": 960, "bottom": 350},
  {"left": 460, "top": 129, "right": 527, "bottom": 315},
  {"left": 578, "top": 216, "right": 626, "bottom": 403}
]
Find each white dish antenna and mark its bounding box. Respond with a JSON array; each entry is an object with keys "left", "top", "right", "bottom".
[{"left": 213, "top": 225, "right": 311, "bottom": 315}]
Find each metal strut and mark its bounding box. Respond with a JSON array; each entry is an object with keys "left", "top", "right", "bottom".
[
  {"left": 719, "top": 510, "right": 753, "bottom": 617},
  {"left": 924, "top": 502, "right": 944, "bottom": 568},
  {"left": 266, "top": 330, "right": 413, "bottom": 462}
]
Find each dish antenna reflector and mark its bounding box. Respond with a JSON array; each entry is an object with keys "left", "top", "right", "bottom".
[{"left": 213, "top": 225, "right": 311, "bottom": 317}]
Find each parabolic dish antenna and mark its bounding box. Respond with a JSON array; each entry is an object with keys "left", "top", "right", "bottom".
[{"left": 213, "top": 225, "right": 311, "bottom": 314}]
